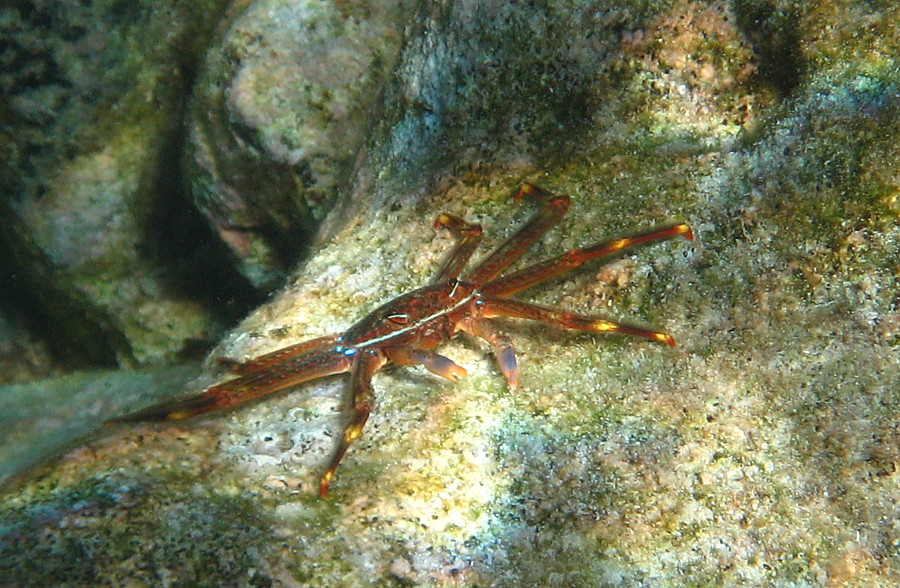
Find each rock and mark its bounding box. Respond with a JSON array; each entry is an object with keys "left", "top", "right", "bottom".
[
  {"left": 0, "top": 0, "right": 235, "bottom": 367},
  {"left": 186, "top": 0, "right": 411, "bottom": 288},
  {"left": 2, "top": 1, "right": 899, "bottom": 585},
  {"left": 0, "top": 365, "right": 198, "bottom": 489}
]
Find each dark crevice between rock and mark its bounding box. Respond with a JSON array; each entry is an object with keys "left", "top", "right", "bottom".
[
  {"left": 0, "top": 110, "right": 119, "bottom": 371},
  {"left": 0, "top": 229, "right": 121, "bottom": 371},
  {"left": 732, "top": 1, "right": 805, "bottom": 98},
  {"left": 140, "top": 100, "right": 265, "bottom": 348},
  {"left": 0, "top": 233, "right": 61, "bottom": 379},
  {"left": 0, "top": 2, "right": 261, "bottom": 370},
  {"left": 215, "top": 119, "right": 322, "bottom": 288}
]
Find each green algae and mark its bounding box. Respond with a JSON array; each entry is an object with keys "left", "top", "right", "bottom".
[{"left": 0, "top": 473, "right": 274, "bottom": 586}]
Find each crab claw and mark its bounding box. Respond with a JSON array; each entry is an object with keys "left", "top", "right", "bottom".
[{"left": 411, "top": 349, "right": 468, "bottom": 381}]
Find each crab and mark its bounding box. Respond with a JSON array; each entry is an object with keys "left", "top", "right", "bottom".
[{"left": 119, "top": 184, "right": 692, "bottom": 495}]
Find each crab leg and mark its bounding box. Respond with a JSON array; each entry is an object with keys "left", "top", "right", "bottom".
[
  {"left": 465, "top": 183, "right": 570, "bottom": 285},
  {"left": 481, "top": 223, "right": 693, "bottom": 298},
  {"left": 222, "top": 335, "right": 338, "bottom": 374},
  {"left": 432, "top": 213, "right": 483, "bottom": 283},
  {"left": 320, "top": 349, "right": 385, "bottom": 496},
  {"left": 479, "top": 298, "right": 676, "bottom": 347},
  {"left": 387, "top": 347, "right": 468, "bottom": 381},
  {"left": 458, "top": 317, "right": 519, "bottom": 388},
  {"left": 113, "top": 345, "right": 353, "bottom": 422}
]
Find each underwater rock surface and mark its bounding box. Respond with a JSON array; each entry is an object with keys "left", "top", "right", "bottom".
[
  {"left": 0, "top": 0, "right": 234, "bottom": 368},
  {"left": 186, "top": 0, "right": 410, "bottom": 288},
  {"left": 2, "top": 0, "right": 900, "bottom": 586}
]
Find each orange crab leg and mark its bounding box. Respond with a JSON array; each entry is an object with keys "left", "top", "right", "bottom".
[
  {"left": 478, "top": 298, "right": 677, "bottom": 347},
  {"left": 482, "top": 223, "right": 693, "bottom": 298},
  {"left": 457, "top": 317, "right": 519, "bottom": 388},
  {"left": 114, "top": 345, "right": 353, "bottom": 422},
  {"left": 386, "top": 347, "right": 468, "bottom": 381},
  {"left": 320, "top": 349, "right": 385, "bottom": 496},
  {"left": 222, "top": 335, "right": 338, "bottom": 374},
  {"left": 432, "top": 213, "right": 483, "bottom": 283},
  {"left": 465, "top": 183, "right": 570, "bottom": 285}
]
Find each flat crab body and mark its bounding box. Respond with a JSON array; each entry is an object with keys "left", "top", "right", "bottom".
[{"left": 117, "top": 184, "right": 692, "bottom": 495}]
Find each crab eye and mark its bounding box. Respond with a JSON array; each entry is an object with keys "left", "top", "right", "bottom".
[{"left": 387, "top": 313, "right": 410, "bottom": 325}]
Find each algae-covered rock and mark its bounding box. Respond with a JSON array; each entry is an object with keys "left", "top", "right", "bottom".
[
  {"left": 187, "top": 0, "right": 412, "bottom": 288},
  {"left": 0, "top": 365, "right": 198, "bottom": 489},
  {"left": 2, "top": 1, "right": 900, "bottom": 586},
  {"left": 0, "top": 0, "right": 234, "bottom": 367}
]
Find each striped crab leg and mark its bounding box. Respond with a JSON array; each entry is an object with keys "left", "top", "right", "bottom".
[
  {"left": 319, "top": 349, "right": 385, "bottom": 496},
  {"left": 432, "top": 213, "right": 483, "bottom": 283},
  {"left": 112, "top": 337, "right": 352, "bottom": 421},
  {"left": 482, "top": 223, "right": 693, "bottom": 298},
  {"left": 464, "top": 183, "right": 570, "bottom": 285},
  {"left": 478, "top": 298, "right": 677, "bottom": 347}
]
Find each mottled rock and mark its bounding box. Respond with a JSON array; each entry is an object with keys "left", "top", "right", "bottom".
[
  {"left": 0, "top": 365, "right": 198, "bottom": 489},
  {"left": 0, "top": 308, "right": 55, "bottom": 385},
  {"left": 2, "top": 1, "right": 900, "bottom": 586},
  {"left": 186, "top": 0, "right": 411, "bottom": 288},
  {"left": 0, "top": 0, "right": 234, "bottom": 367}
]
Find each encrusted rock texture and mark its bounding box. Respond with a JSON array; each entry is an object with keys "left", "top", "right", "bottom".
[{"left": 1, "top": 0, "right": 899, "bottom": 585}]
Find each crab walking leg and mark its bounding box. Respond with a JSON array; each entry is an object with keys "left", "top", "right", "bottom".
[
  {"left": 387, "top": 347, "right": 468, "bottom": 381},
  {"left": 479, "top": 298, "right": 677, "bottom": 347},
  {"left": 432, "top": 214, "right": 484, "bottom": 283},
  {"left": 458, "top": 316, "right": 519, "bottom": 388},
  {"left": 112, "top": 347, "right": 353, "bottom": 422},
  {"left": 320, "top": 350, "right": 385, "bottom": 496},
  {"left": 222, "top": 335, "right": 338, "bottom": 374},
  {"left": 465, "top": 183, "right": 570, "bottom": 285},
  {"left": 482, "top": 223, "right": 693, "bottom": 298}
]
